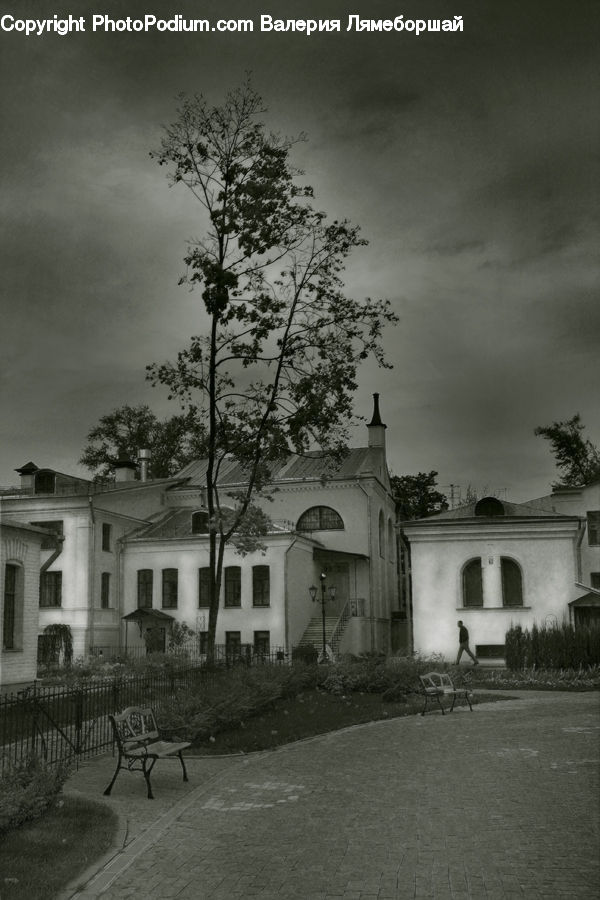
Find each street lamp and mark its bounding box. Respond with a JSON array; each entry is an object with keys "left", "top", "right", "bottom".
[{"left": 309, "top": 572, "right": 337, "bottom": 662}]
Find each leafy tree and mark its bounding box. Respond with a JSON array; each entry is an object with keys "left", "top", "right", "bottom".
[
  {"left": 534, "top": 414, "right": 600, "bottom": 487},
  {"left": 80, "top": 404, "right": 206, "bottom": 480},
  {"left": 391, "top": 471, "right": 448, "bottom": 520},
  {"left": 147, "top": 80, "right": 398, "bottom": 658}
]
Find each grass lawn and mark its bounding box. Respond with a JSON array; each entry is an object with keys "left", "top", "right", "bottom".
[
  {"left": 189, "top": 688, "right": 506, "bottom": 755},
  {"left": 0, "top": 795, "right": 118, "bottom": 900}
]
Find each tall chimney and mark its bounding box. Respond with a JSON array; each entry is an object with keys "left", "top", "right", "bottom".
[
  {"left": 138, "top": 448, "right": 151, "bottom": 482},
  {"left": 15, "top": 461, "right": 38, "bottom": 491},
  {"left": 113, "top": 455, "right": 137, "bottom": 483}
]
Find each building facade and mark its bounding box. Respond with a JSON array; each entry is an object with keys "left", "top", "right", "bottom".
[
  {"left": 0, "top": 396, "right": 400, "bottom": 671},
  {"left": 1, "top": 518, "right": 50, "bottom": 688},
  {"left": 402, "top": 490, "right": 598, "bottom": 663}
]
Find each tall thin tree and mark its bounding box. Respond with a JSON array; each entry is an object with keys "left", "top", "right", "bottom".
[{"left": 148, "top": 81, "right": 398, "bottom": 656}]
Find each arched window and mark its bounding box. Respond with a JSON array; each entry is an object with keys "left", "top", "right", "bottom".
[
  {"left": 387, "top": 518, "right": 395, "bottom": 562},
  {"left": 296, "top": 507, "right": 344, "bottom": 532},
  {"left": 475, "top": 497, "right": 505, "bottom": 517},
  {"left": 462, "top": 558, "right": 483, "bottom": 607},
  {"left": 501, "top": 558, "right": 523, "bottom": 607},
  {"left": 34, "top": 471, "right": 55, "bottom": 494},
  {"left": 191, "top": 511, "right": 209, "bottom": 534},
  {"left": 378, "top": 510, "right": 385, "bottom": 558}
]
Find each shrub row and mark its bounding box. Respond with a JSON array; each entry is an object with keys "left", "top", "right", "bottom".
[
  {"left": 505, "top": 622, "right": 600, "bottom": 670},
  {"left": 157, "top": 663, "right": 322, "bottom": 743},
  {"left": 0, "top": 755, "right": 71, "bottom": 833}
]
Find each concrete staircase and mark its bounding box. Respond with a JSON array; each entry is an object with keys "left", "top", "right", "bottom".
[{"left": 300, "top": 616, "right": 344, "bottom": 654}]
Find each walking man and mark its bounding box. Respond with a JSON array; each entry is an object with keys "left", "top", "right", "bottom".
[{"left": 456, "top": 620, "right": 479, "bottom": 665}]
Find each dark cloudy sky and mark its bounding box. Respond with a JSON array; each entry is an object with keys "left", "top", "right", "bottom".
[{"left": 0, "top": 0, "right": 598, "bottom": 501}]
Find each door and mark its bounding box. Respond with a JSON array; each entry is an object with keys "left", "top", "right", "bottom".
[{"left": 319, "top": 562, "right": 350, "bottom": 616}]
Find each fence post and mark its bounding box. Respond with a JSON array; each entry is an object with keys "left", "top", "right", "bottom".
[
  {"left": 74, "top": 688, "right": 84, "bottom": 755},
  {"left": 30, "top": 681, "right": 38, "bottom": 756}
]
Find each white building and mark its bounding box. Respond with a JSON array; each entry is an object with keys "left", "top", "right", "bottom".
[
  {"left": 1, "top": 517, "right": 51, "bottom": 689},
  {"left": 402, "top": 487, "right": 599, "bottom": 664},
  {"left": 0, "top": 463, "right": 182, "bottom": 660},
  {"left": 121, "top": 395, "right": 400, "bottom": 658},
  {"left": 0, "top": 396, "right": 401, "bottom": 669}
]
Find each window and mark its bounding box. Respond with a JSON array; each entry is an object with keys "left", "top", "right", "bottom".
[
  {"left": 378, "top": 510, "right": 385, "bottom": 558},
  {"left": 225, "top": 631, "right": 241, "bottom": 658},
  {"left": 474, "top": 497, "right": 505, "bottom": 517},
  {"left": 462, "top": 558, "right": 483, "bottom": 608},
  {"left": 254, "top": 630, "right": 270, "bottom": 657},
  {"left": 34, "top": 471, "right": 55, "bottom": 494},
  {"left": 30, "top": 520, "right": 64, "bottom": 550},
  {"left": 101, "top": 572, "right": 110, "bottom": 609},
  {"left": 224, "top": 567, "right": 241, "bottom": 607},
  {"left": 40, "top": 571, "right": 62, "bottom": 608},
  {"left": 102, "top": 523, "right": 112, "bottom": 552},
  {"left": 198, "top": 567, "right": 211, "bottom": 607},
  {"left": 137, "top": 569, "right": 153, "bottom": 609},
  {"left": 388, "top": 519, "right": 395, "bottom": 562},
  {"left": 252, "top": 566, "right": 270, "bottom": 607},
  {"left": 501, "top": 558, "right": 523, "bottom": 607},
  {"left": 591, "top": 573, "right": 600, "bottom": 589},
  {"left": 3, "top": 564, "right": 21, "bottom": 649},
  {"left": 191, "top": 511, "right": 209, "bottom": 534},
  {"left": 588, "top": 512, "right": 600, "bottom": 546},
  {"left": 296, "top": 506, "right": 344, "bottom": 531},
  {"left": 162, "top": 569, "right": 178, "bottom": 609}
]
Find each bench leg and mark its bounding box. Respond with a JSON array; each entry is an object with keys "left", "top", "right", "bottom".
[
  {"left": 422, "top": 693, "right": 445, "bottom": 716},
  {"left": 103, "top": 754, "right": 123, "bottom": 796},
  {"left": 142, "top": 758, "right": 156, "bottom": 800},
  {"left": 178, "top": 751, "right": 189, "bottom": 782}
]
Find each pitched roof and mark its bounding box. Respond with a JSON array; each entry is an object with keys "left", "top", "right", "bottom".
[
  {"left": 176, "top": 447, "right": 384, "bottom": 485},
  {"left": 124, "top": 507, "right": 293, "bottom": 541},
  {"left": 404, "top": 498, "right": 580, "bottom": 525}
]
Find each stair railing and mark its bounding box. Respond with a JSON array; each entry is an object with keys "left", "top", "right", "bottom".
[{"left": 329, "top": 600, "right": 352, "bottom": 654}]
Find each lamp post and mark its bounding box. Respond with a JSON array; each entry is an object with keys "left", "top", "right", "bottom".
[{"left": 309, "top": 572, "right": 337, "bottom": 662}]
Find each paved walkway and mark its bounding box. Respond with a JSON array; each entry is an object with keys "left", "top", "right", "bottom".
[{"left": 62, "top": 691, "right": 599, "bottom": 900}]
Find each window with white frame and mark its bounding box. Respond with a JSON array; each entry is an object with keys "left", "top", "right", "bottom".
[
  {"left": 296, "top": 507, "right": 344, "bottom": 531},
  {"left": 252, "top": 565, "right": 270, "bottom": 607},
  {"left": 224, "top": 566, "right": 241, "bottom": 608},
  {"left": 162, "top": 568, "right": 178, "bottom": 609},
  {"left": 137, "top": 569, "right": 153, "bottom": 609},
  {"left": 40, "top": 571, "right": 62, "bottom": 608},
  {"left": 588, "top": 512, "right": 600, "bottom": 546}
]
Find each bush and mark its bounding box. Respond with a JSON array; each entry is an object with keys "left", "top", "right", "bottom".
[
  {"left": 0, "top": 755, "right": 71, "bottom": 833},
  {"left": 157, "top": 663, "right": 321, "bottom": 743},
  {"left": 505, "top": 622, "right": 600, "bottom": 670}
]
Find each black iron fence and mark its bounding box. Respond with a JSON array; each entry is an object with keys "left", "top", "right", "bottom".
[
  {"left": 0, "top": 666, "right": 209, "bottom": 774},
  {"left": 88, "top": 644, "right": 289, "bottom": 666},
  {"left": 1, "top": 646, "right": 293, "bottom": 774}
]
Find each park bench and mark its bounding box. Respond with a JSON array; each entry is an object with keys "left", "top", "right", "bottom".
[
  {"left": 104, "top": 706, "right": 190, "bottom": 800},
  {"left": 418, "top": 672, "right": 474, "bottom": 716}
]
